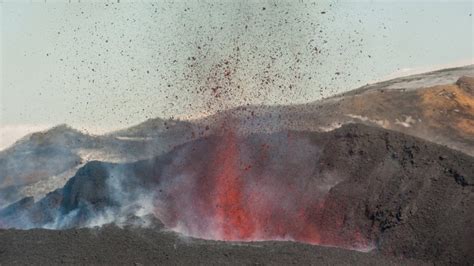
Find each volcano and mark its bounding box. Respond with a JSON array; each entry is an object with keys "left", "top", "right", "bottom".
[
  {"left": 1, "top": 67, "right": 473, "bottom": 265},
  {"left": 1, "top": 66, "right": 472, "bottom": 209},
  {"left": 152, "top": 127, "right": 368, "bottom": 249},
  {"left": 1, "top": 122, "right": 473, "bottom": 264}
]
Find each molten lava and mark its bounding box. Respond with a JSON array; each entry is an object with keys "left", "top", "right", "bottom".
[
  {"left": 154, "top": 125, "right": 371, "bottom": 250},
  {"left": 214, "top": 129, "right": 255, "bottom": 240}
]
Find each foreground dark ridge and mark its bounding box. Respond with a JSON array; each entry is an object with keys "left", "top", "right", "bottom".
[{"left": 0, "top": 226, "right": 426, "bottom": 265}]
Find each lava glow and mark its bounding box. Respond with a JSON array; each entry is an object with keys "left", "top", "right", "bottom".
[
  {"left": 154, "top": 125, "right": 372, "bottom": 250},
  {"left": 214, "top": 130, "right": 255, "bottom": 240}
]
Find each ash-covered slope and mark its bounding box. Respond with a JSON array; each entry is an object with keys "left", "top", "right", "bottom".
[
  {"left": 0, "top": 125, "right": 87, "bottom": 207},
  {"left": 0, "top": 121, "right": 197, "bottom": 207},
  {"left": 0, "top": 125, "right": 86, "bottom": 188},
  {"left": 1, "top": 66, "right": 471, "bottom": 208},
  {"left": 108, "top": 117, "right": 197, "bottom": 139},
  {"left": 0, "top": 226, "right": 425, "bottom": 265},
  {"left": 1, "top": 123, "right": 472, "bottom": 264},
  {"left": 194, "top": 66, "right": 474, "bottom": 156}
]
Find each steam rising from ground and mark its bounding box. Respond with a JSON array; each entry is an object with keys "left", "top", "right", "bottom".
[
  {"left": 52, "top": 166, "right": 156, "bottom": 229},
  {"left": 0, "top": 125, "right": 373, "bottom": 251},
  {"left": 149, "top": 126, "right": 371, "bottom": 250}
]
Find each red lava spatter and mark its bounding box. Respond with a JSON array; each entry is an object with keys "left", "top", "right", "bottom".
[
  {"left": 213, "top": 129, "right": 256, "bottom": 240},
  {"left": 154, "top": 123, "right": 371, "bottom": 250}
]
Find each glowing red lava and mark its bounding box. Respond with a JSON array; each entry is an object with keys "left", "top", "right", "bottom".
[
  {"left": 154, "top": 125, "right": 371, "bottom": 250},
  {"left": 214, "top": 129, "right": 256, "bottom": 240}
]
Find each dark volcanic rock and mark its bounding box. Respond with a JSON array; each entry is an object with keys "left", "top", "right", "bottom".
[
  {"left": 1, "top": 123, "right": 473, "bottom": 264},
  {"left": 457, "top": 75, "right": 474, "bottom": 94},
  {"left": 312, "top": 124, "right": 474, "bottom": 264},
  {"left": 0, "top": 226, "right": 426, "bottom": 265},
  {"left": 2, "top": 67, "right": 472, "bottom": 210}
]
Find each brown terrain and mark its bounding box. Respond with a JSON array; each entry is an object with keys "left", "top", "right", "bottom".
[
  {"left": 196, "top": 69, "right": 474, "bottom": 157},
  {"left": 0, "top": 66, "right": 473, "bottom": 265}
]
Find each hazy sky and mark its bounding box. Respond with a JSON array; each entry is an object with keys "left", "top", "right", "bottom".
[{"left": 1, "top": 0, "right": 473, "bottom": 147}]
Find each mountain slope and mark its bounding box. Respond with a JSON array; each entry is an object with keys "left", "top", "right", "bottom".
[
  {"left": 1, "top": 65, "right": 472, "bottom": 208},
  {"left": 1, "top": 123, "right": 472, "bottom": 264},
  {"left": 192, "top": 65, "right": 474, "bottom": 156}
]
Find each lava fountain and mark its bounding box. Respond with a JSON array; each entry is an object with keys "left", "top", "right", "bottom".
[{"left": 153, "top": 123, "right": 371, "bottom": 250}]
